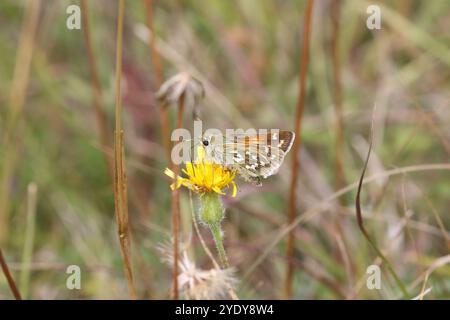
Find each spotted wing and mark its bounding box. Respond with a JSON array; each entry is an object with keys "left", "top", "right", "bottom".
[{"left": 210, "top": 130, "right": 295, "bottom": 184}]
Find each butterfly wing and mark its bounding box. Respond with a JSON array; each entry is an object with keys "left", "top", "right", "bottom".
[{"left": 209, "top": 130, "right": 295, "bottom": 184}]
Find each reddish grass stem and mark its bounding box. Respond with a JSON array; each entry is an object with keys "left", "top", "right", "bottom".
[
  {"left": 285, "top": 0, "right": 314, "bottom": 299},
  {"left": 169, "top": 96, "right": 185, "bottom": 299},
  {"left": 0, "top": 249, "right": 22, "bottom": 300},
  {"left": 143, "top": 0, "right": 182, "bottom": 299}
]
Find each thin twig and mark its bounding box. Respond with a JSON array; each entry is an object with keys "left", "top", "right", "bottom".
[
  {"left": 0, "top": 249, "right": 22, "bottom": 300},
  {"left": 285, "top": 0, "right": 314, "bottom": 299},
  {"left": 113, "top": 0, "right": 137, "bottom": 299}
]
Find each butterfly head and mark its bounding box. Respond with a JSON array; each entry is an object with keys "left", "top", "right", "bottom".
[{"left": 198, "top": 132, "right": 220, "bottom": 161}]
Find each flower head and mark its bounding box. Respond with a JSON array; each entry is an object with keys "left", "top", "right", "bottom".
[
  {"left": 165, "top": 147, "right": 237, "bottom": 197},
  {"left": 158, "top": 240, "right": 238, "bottom": 300},
  {"left": 179, "top": 259, "right": 237, "bottom": 300},
  {"left": 156, "top": 72, "right": 204, "bottom": 120}
]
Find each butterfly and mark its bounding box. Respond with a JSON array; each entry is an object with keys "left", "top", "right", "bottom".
[{"left": 200, "top": 130, "right": 295, "bottom": 185}]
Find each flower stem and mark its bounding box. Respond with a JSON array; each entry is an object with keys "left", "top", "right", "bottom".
[
  {"left": 209, "top": 223, "right": 229, "bottom": 269},
  {"left": 199, "top": 193, "right": 230, "bottom": 269}
]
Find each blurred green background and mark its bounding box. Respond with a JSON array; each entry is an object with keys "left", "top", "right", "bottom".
[{"left": 0, "top": 0, "right": 449, "bottom": 299}]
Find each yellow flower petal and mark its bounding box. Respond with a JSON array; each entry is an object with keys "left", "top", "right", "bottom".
[
  {"left": 231, "top": 181, "right": 237, "bottom": 197},
  {"left": 164, "top": 146, "right": 238, "bottom": 196},
  {"left": 196, "top": 146, "right": 205, "bottom": 162},
  {"left": 164, "top": 168, "right": 176, "bottom": 179}
]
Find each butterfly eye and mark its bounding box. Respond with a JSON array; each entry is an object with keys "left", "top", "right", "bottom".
[{"left": 202, "top": 140, "right": 209, "bottom": 146}]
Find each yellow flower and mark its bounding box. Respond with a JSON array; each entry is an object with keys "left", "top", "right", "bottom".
[{"left": 165, "top": 147, "right": 237, "bottom": 197}]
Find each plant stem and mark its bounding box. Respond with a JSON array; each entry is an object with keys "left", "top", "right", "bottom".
[
  {"left": 0, "top": 0, "right": 41, "bottom": 244},
  {"left": 189, "top": 191, "right": 238, "bottom": 299},
  {"left": 355, "top": 112, "right": 410, "bottom": 299},
  {"left": 170, "top": 181, "right": 180, "bottom": 300},
  {"left": 285, "top": 0, "right": 314, "bottom": 299},
  {"left": 113, "top": 0, "right": 137, "bottom": 299},
  {"left": 209, "top": 223, "right": 229, "bottom": 269},
  {"left": 0, "top": 249, "right": 22, "bottom": 300},
  {"left": 19, "top": 183, "right": 38, "bottom": 299},
  {"left": 199, "top": 193, "right": 230, "bottom": 269},
  {"left": 170, "top": 95, "right": 185, "bottom": 299},
  {"left": 144, "top": 0, "right": 179, "bottom": 298}
]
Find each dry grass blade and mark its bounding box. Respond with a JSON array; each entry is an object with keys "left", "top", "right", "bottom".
[
  {"left": 417, "top": 273, "right": 430, "bottom": 300},
  {"left": 413, "top": 286, "right": 432, "bottom": 300},
  {"left": 409, "top": 254, "right": 450, "bottom": 290},
  {"left": 355, "top": 108, "right": 410, "bottom": 298},
  {"left": 113, "top": 0, "right": 137, "bottom": 299},
  {"left": 80, "top": 0, "right": 113, "bottom": 182},
  {"left": 0, "top": 0, "right": 41, "bottom": 243},
  {"left": 285, "top": 0, "right": 314, "bottom": 299},
  {"left": 0, "top": 249, "right": 22, "bottom": 299},
  {"left": 19, "top": 183, "right": 38, "bottom": 299}
]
